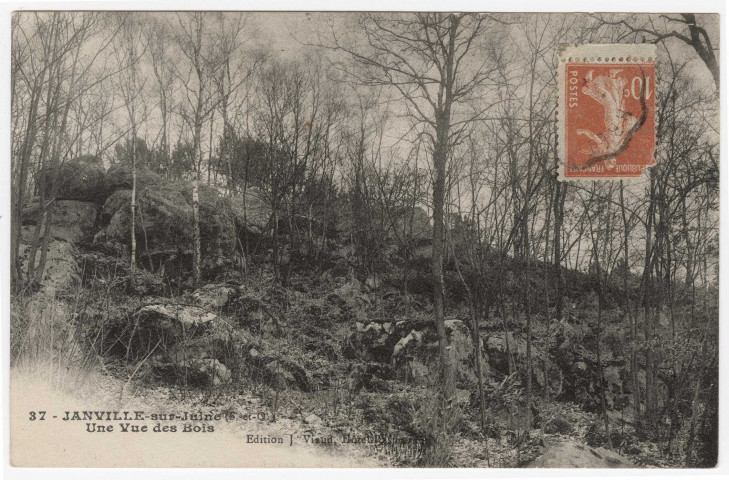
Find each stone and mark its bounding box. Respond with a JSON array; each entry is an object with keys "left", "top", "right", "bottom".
[
  {"left": 135, "top": 304, "right": 217, "bottom": 344},
  {"left": 37, "top": 155, "right": 107, "bottom": 203},
  {"left": 445, "top": 318, "right": 490, "bottom": 384},
  {"left": 226, "top": 187, "right": 273, "bottom": 234},
  {"left": 105, "top": 162, "right": 163, "bottom": 193},
  {"left": 543, "top": 417, "right": 573, "bottom": 434},
  {"left": 484, "top": 331, "right": 533, "bottom": 375},
  {"left": 251, "top": 355, "right": 312, "bottom": 392},
  {"left": 392, "top": 329, "right": 423, "bottom": 359},
  {"left": 346, "top": 322, "right": 391, "bottom": 362},
  {"left": 99, "top": 187, "right": 193, "bottom": 255},
  {"left": 526, "top": 441, "right": 632, "bottom": 468},
  {"left": 18, "top": 226, "right": 80, "bottom": 294},
  {"left": 408, "top": 360, "right": 430, "bottom": 385},
  {"left": 304, "top": 413, "right": 322, "bottom": 425},
  {"left": 23, "top": 199, "right": 99, "bottom": 243},
  {"left": 154, "top": 357, "right": 231, "bottom": 387},
  {"left": 192, "top": 283, "right": 238, "bottom": 310},
  {"left": 393, "top": 206, "right": 432, "bottom": 242},
  {"left": 195, "top": 358, "right": 232, "bottom": 386},
  {"left": 179, "top": 184, "right": 239, "bottom": 263},
  {"left": 445, "top": 319, "right": 472, "bottom": 366},
  {"left": 138, "top": 303, "right": 217, "bottom": 326},
  {"left": 365, "top": 275, "right": 380, "bottom": 290}
]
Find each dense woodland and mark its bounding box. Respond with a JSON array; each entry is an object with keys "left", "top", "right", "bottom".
[{"left": 10, "top": 12, "right": 719, "bottom": 467}]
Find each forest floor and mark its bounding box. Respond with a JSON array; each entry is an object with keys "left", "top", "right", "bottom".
[
  {"left": 9, "top": 263, "right": 689, "bottom": 468},
  {"left": 12, "top": 363, "right": 659, "bottom": 468}
]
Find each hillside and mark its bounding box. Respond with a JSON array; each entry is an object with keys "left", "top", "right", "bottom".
[{"left": 10, "top": 155, "right": 718, "bottom": 468}]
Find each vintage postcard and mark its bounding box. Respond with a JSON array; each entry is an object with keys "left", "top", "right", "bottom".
[{"left": 5, "top": 9, "right": 721, "bottom": 470}]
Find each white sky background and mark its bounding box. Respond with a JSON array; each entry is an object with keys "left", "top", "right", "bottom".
[
  {"left": 11, "top": 11, "right": 722, "bottom": 276},
  {"left": 148, "top": 12, "right": 720, "bottom": 168},
  {"left": 37, "top": 11, "right": 716, "bottom": 187}
]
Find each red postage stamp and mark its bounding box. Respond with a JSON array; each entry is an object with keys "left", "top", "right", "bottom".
[{"left": 558, "top": 44, "right": 657, "bottom": 180}]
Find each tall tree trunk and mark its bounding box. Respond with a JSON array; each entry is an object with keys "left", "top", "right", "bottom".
[
  {"left": 553, "top": 181, "right": 566, "bottom": 321},
  {"left": 32, "top": 40, "right": 80, "bottom": 289},
  {"left": 11, "top": 77, "right": 44, "bottom": 290},
  {"left": 594, "top": 229, "right": 612, "bottom": 448},
  {"left": 543, "top": 183, "right": 553, "bottom": 401},
  {"left": 454, "top": 255, "right": 487, "bottom": 435},
  {"left": 272, "top": 209, "right": 280, "bottom": 282},
  {"left": 192, "top": 175, "right": 201, "bottom": 287},
  {"left": 192, "top": 119, "right": 202, "bottom": 288},
  {"left": 523, "top": 217, "right": 533, "bottom": 432},
  {"left": 643, "top": 171, "right": 657, "bottom": 436},
  {"left": 130, "top": 131, "right": 137, "bottom": 285},
  {"left": 430, "top": 15, "right": 459, "bottom": 404},
  {"left": 620, "top": 181, "right": 641, "bottom": 436},
  {"left": 432, "top": 124, "right": 454, "bottom": 402}
]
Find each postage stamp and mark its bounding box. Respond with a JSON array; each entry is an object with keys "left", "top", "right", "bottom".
[{"left": 558, "top": 44, "right": 657, "bottom": 181}]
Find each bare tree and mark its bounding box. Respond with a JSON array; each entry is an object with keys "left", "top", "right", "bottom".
[
  {"left": 329, "top": 12, "right": 501, "bottom": 401},
  {"left": 12, "top": 12, "right": 113, "bottom": 291},
  {"left": 146, "top": 19, "right": 176, "bottom": 176},
  {"left": 113, "top": 13, "right": 148, "bottom": 285},
  {"left": 592, "top": 13, "right": 719, "bottom": 91},
  {"left": 172, "top": 12, "right": 230, "bottom": 286}
]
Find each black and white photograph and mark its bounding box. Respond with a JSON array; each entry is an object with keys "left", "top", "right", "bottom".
[{"left": 4, "top": 4, "right": 724, "bottom": 471}]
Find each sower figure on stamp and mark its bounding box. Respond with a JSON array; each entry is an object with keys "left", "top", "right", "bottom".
[{"left": 577, "top": 69, "right": 638, "bottom": 171}]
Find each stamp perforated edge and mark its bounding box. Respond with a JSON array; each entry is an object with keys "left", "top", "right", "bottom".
[{"left": 557, "top": 44, "right": 658, "bottom": 182}]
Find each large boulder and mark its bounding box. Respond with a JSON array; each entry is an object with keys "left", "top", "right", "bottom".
[
  {"left": 180, "top": 183, "right": 272, "bottom": 234},
  {"left": 346, "top": 316, "right": 489, "bottom": 387},
  {"left": 150, "top": 315, "right": 242, "bottom": 387},
  {"left": 484, "top": 331, "right": 527, "bottom": 375},
  {"left": 105, "top": 162, "right": 163, "bottom": 194},
  {"left": 227, "top": 187, "right": 272, "bottom": 234},
  {"left": 445, "top": 319, "right": 476, "bottom": 369},
  {"left": 247, "top": 347, "right": 313, "bottom": 392},
  {"left": 483, "top": 330, "right": 564, "bottom": 397},
  {"left": 526, "top": 441, "right": 632, "bottom": 468},
  {"left": 22, "top": 199, "right": 99, "bottom": 243},
  {"left": 135, "top": 303, "right": 217, "bottom": 340},
  {"left": 191, "top": 283, "right": 239, "bottom": 311},
  {"left": 551, "top": 319, "right": 626, "bottom": 410},
  {"left": 346, "top": 321, "right": 393, "bottom": 363},
  {"left": 130, "top": 304, "right": 220, "bottom": 359},
  {"left": 97, "top": 186, "right": 193, "bottom": 256},
  {"left": 18, "top": 226, "right": 80, "bottom": 294},
  {"left": 154, "top": 357, "right": 232, "bottom": 387},
  {"left": 444, "top": 318, "right": 490, "bottom": 384},
  {"left": 37, "top": 155, "right": 107, "bottom": 203},
  {"left": 393, "top": 206, "right": 432, "bottom": 242}
]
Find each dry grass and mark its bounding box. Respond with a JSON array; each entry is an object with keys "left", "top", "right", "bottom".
[{"left": 10, "top": 293, "right": 102, "bottom": 397}]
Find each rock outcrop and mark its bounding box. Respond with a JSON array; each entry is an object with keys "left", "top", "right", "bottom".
[
  {"left": 18, "top": 226, "right": 80, "bottom": 294},
  {"left": 345, "top": 316, "right": 490, "bottom": 387},
  {"left": 98, "top": 186, "right": 193, "bottom": 256},
  {"left": 154, "top": 357, "right": 232, "bottom": 387},
  {"left": 105, "top": 162, "right": 163, "bottom": 193},
  {"left": 37, "top": 155, "right": 107, "bottom": 203},
  {"left": 133, "top": 302, "right": 240, "bottom": 386},
  {"left": 23, "top": 199, "right": 99, "bottom": 243},
  {"left": 135, "top": 303, "right": 218, "bottom": 340},
  {"left": 191, "top": 283, "right": 239, "bottom": 311}
]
